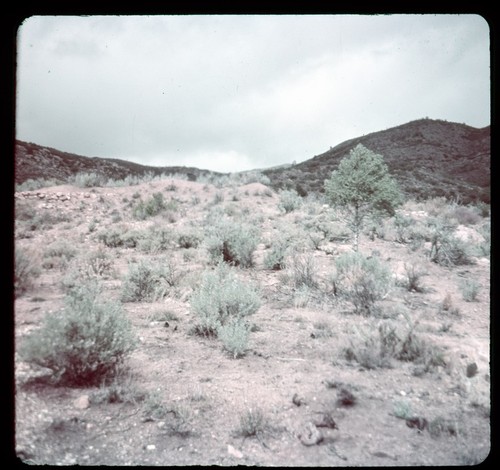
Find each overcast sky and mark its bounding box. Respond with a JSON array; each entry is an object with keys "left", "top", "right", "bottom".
[{"left": 16, "top": 14, "right": 490, "bottom": 173}]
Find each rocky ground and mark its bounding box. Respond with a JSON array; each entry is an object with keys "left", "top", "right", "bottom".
[{"left": 14, "top": 177, "right": 490, "bottom": 466}]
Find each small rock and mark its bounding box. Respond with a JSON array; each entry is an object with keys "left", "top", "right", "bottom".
[
  {"left": 299, "top": 422, "right": 323, "bottom": 446},
  {"left": 292, "top": 393, "right": 306, "bottom": 406},
  {"left": 466, "top": 362, "right": 478, "bottom": 378},
  {"left": 146, "top": 444, "right": 156, "bottom": 451},
  {"left": 406, "top": 417, "right": 428, "bottom": 431},
  {"left": 227, "top": 444, "right": 243, "bottom": 459},
  {"left": 73, "top": 395, "right": 90, "bottom": 409},
  {"left": 336, "top": 388, "right": 356, "bottom": 407},
  {"left": 313, "top": 412, "right": 338, "bottom": 429}
]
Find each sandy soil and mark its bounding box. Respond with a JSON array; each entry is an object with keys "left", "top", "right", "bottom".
[{"left": 14, "top": 178, "right": 490, "bottom": 466}]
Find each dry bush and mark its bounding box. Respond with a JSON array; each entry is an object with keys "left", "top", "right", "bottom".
[{"left": 20, "top": 281, "right": 135, "bottom": 386}]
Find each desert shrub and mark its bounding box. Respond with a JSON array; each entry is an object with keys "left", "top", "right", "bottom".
[
  {"left": 177, "top": 228, "right": 202, "bottom": 249},
  {"left": 16, "top": 178, "right": 62, "bottom": 192},
  {"left": 264, "top": 236, "right": 290, "bottom": 270},
  {"left": 142, "top": 391, "right": 170, "bottom": 420},
  {"left": 43, "top": 240, "right": 78, "bottom": 269},
  {"left": 19, "top": 209, "right": 70, "bottom": 231},
  {"left": 439, "top": 293, "right": 460, "bottom": 316},
  {"left": 121, "top": 258, "right": 179, "bottom": 302},
  {"left": 333, "top": 252, "right": 392, "bottom": 315},
  {"left": 138, "top": 227, "right": 173, "bottom": 253},
  {"left": 458, "top": 278, "right": 481, "bottom": 302},
  {"left": 217, "top": 319, "right": 250, "bottom": 358},
  {"left": 444, "top": 205, "right": 481, "bottom": 226},
  {"left": 212, "top": 192, "right": 225, "bottom": 204},
  {"left": 289, "top": 251, "right": 319, "bottom": 289},
  {"left": 393, "top": 214, "right": 415, "bottom": 243},
  {"left": 278, "top": 189, "right": 302, "bottom": 213},
  {"left": 15, "top": 247, "right": 41, "bottom": 297},
  {"left": 345, "top": 320, "right": 445, "bottom": 373},
  {"left": 71, "top": 172, "right": 107, "bottom": 188},
  {"left": 429, "top": 229, "right": 473, "bottom": 267},
  {"left": 90, "top": 377, "right": 146, "bottom": 405},
  {"left": 237, "top": 408, "right": 268, "bottom": 438},
  {"left": 168, "top": 403, "right": 194, "bottom": 437},
  {"left": 401, "top": 261, "right": 427, "bottom": 293},
  {"left": 190, "top": 263, "right": 260, "bottom": 337},
  {"left": 477, "top": 222, "right": 491, "bottom": 257},
  {"left": 98, "top": 226, "right": 142, "bottom": 248},
  {"left": 15, "top": 199, "right": 37, "bottom": 222},
  {"left": 205, "top": 218, "right": 260, "bottom": 268},
  {"left": 75, "top": 248, "right": 114, "bottom": 278},
  {"left": 132, "top": 192, "right": 167, "bottom": 220},
  {"left": 19, "top": 281, "right": 135, "bottom": 386}
]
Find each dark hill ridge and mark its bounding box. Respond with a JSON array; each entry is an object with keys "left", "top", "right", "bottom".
[
  {"left": 15, "top": 118, "right": 490, "bottom": 204},
  {"left": 263, "top": 118, "right": 490, "bottom": 204},
  {"left": 14, "top": 140, "right": 222, "bottom": 184}
]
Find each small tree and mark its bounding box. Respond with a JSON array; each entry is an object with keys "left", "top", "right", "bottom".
[{"left": 324, "top": 144, "right": 402, "bottom": 251}]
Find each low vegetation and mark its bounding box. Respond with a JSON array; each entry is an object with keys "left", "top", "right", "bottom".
[
  {"left": 14, "top": 139, "right": 490, "bottom": 465},
  {"left": 19, "top": 282, "right": 135, "bottom": 386}
]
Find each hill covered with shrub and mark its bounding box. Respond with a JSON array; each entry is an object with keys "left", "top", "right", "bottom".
[
  {"left": 15, "top": 118, "right": 490, "bottom": 203},
  {"left": 263, "top": 119, "right": 490, "bottom": 204}
]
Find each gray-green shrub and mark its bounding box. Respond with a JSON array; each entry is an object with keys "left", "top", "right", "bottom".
[
  {"left": 138, "top": 227, "right": 173, "bottom": 253},
  {"left": 43, "top": 240, "right": 78, "bottom": 269},
  {"left": 190, "top": 263, "right": 260, "bottom": 337},
  {"left": 16, "top": 178, "right": 62, "bottom": 192},
  {"left": 333, "top": 252, "right": 392, "bottom": 315},
  {"left": 278, "top": 189, "right": 302, "bottom": 213},
  {"left": 71, "top": 172, "right": 108, "bottom": 188},
  {"left": 132, "top": 192, "right": 167, "bottom": 220},
  {"left": 344, "top": 320, "right": 445, "bottom": 372},
  {"left": 177, "top": 228, "right": 202, "bottom": 249},
  {"left": 15, "top": 247, "right": 41, "bottom": 297},
  {"left": 264, "top": 236, "right": 290, "bottom": 270},
  {"left": 205, "top": 218, "right": 259, "bottom": 268},
  {"left": 19, "top": 281, "right": 135, "bottom": 386},
  {"left": 289, "top": 251, "right": 319, "bottom": 289},
  {"left": 121, "top": 259, "right": 179, "bottom": 302},
  {"left": 98, "top": 226, "right": 142, "bottom": 248},
  {"left": 459, "top": 278, "right": 481, "bottom": 302},
  {"left": 429, "top": 230, "right": 473, "bottom": 267},
  {"left": 217, "top": 319, "right": 250, "bottom": 358}
]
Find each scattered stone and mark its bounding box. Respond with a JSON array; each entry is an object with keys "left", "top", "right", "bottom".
[
  {"left": 466, "top": 362, "right": 478, "bottom": 378},
  {"left": 336, "top": 388, "right": 356, "bottom": 407},
  {"left": 292, "top": 393, "right": 306, "bottom": 407},
  {"left": 298, "top": 422, "right": 323, "bottom": 446},
  {"left": 371, "top": 450, "right": 398, "bottom": 461},
  {"left": 313, "top": 412, "right": 338, "bottom": 429},
  {"left": 146, "top": 444, "right": 156, "bottom": 451},
  {"left": 227, "top": 444, "right": 243, "bottom": 459},
  {"left": 406, "top": 417, "right": 428, "bottom": 431},
  {"left": 73, "top": 395, "right": 90, "bottom": 409}
]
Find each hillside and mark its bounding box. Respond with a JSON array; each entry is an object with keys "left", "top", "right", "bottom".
[
  {"left": 15, "top": 118, "right": 490, "bottom": 204},
  {"left": 14, "top": 141, "right": 222, "bottom": 184},
  {"left": 263, "top": 119, "right": 490, "bottom": 204}
]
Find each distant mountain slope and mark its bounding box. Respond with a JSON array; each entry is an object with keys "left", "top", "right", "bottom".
[
  {"left": 14, "top": 141, "right": 221, "bottom": 184},
  {"left": 263, "top": 119, "right": 490, "bottom": 204},
  {"left": 15, "top": 118, "right": 490, "bottom": 204}
]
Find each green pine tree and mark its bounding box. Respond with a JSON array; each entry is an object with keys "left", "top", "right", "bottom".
[{"left": 324, "top": 144, "right": 403, "bottom": 251}]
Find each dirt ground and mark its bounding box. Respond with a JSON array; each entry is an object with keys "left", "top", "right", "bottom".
[{"left": 13, "top": 178, "right": 490, "bottom": 466}]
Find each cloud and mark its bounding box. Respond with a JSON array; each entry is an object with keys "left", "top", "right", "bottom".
[{"left": 16, "top": 14, "right": 490, "bottom": 172}]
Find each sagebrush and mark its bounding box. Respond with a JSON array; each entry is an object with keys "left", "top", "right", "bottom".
[{"left": 20, "top": 281, "right": 135, "bottom": 386}]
